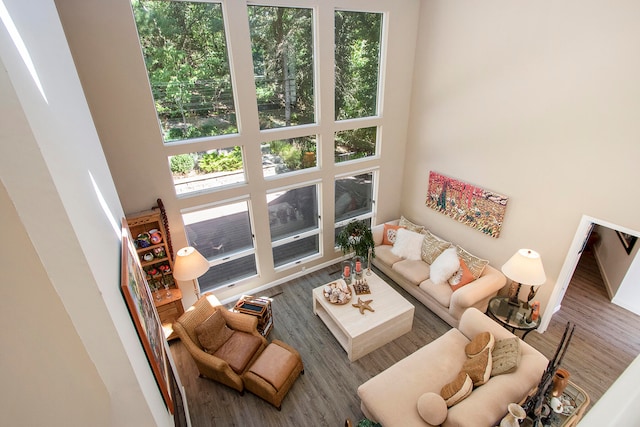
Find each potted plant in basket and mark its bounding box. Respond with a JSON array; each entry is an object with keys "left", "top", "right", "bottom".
[{"left": 336, "top": 219, "right": 376, "bottom": 260}]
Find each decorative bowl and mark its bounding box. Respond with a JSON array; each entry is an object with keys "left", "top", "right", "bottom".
[{"left": 323, "top": 280, "right": 352, "bottom": 305}]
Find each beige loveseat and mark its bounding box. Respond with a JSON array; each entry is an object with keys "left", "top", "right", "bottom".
[
  {"left": 371, "top": 218, "right": 506, "bottom": 327},
  {"left": 357, "top": 308, "right": 548, "bottom": 427}
]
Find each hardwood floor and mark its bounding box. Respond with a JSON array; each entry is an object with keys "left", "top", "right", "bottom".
[
  {"left": 526, "top": 248, "right": 640, "bottom": 411},
  {"left": 169, "top": 251, "right": 640, "bottom": 426}
]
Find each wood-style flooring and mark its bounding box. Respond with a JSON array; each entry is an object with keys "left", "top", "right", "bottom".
[{"left": 169, "top": 250, "right": 640, "bottom": 426}]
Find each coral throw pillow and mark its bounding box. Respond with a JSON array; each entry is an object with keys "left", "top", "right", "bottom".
[
  {"left": 449, "top": 259, "right": 476, "bottom": 291},
  {"left": 382, "top": 223, "right": 404, "bottom": 245}
]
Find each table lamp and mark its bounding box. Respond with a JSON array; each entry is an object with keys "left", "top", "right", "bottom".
[
  {"left": 501, "top": 249, "right": 546, "bottom": 307},
  {"left": 173, "top": 246, "right": 210, "bottom": 299}
]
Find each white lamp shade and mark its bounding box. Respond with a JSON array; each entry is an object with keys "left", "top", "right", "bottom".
[
  {"left": 501, "top": 248, "right": 546, "bottom": 286},
  {"left": 173, "top": 247, "right": 210, "bottom": 281}
]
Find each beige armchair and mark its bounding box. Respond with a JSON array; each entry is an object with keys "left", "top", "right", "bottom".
[{"left": 174, "top": 293, "right": 267, "bottom": 393}]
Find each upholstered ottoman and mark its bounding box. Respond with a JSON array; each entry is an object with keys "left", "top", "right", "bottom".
[{"left": 243, "top": 339, "right": 304, "bottom": 410}]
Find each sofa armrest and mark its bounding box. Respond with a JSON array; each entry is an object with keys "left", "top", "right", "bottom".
[
  {"left": 449, "top": 265, "right": 506, "bottom": 320},
  {"left": 371, "top": 223, "right": 385, "bottom": 246},
  {"left": 221, "top": 310, "right": 266, "bottom": 342}
]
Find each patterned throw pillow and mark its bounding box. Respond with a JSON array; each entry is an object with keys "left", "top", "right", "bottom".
[
  {"left": 456, "top": 245, "right": 489, "bottom": 279},
  {"left": 399, "top": 215, "right": 425, "bottom": 233},
  {"left": 382, "top": 223, "right": 404, "bottom": 245},
  {"left": 421, "top": 231, "right": 452, "bottom": 264},
  {"left": 491, "top": 338, "right": 521, "bottom": 376}
]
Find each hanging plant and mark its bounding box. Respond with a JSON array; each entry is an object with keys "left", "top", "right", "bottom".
[{"left": 336, "top": 219, "right": 376, "bottom": 259}]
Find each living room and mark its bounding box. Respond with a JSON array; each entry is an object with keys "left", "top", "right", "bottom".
[{"left": 2, "top": 0, "right": 640, "bottom": 426}]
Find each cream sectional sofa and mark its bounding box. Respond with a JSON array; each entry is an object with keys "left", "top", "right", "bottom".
[
  {"left": 357, "top": 308, "right": 548, "bottom": 427},
  {"left": 371, "top": 218, "right": 506, "bottom": 327}
]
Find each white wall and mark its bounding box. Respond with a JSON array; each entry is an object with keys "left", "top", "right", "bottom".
[
  {"left": 403, "top": 0, "right": 640, "bottom": 319},
  {"left": 0, "top": 0, "right": 172, "bottom": 425}
]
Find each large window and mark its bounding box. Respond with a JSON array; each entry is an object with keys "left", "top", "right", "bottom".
[
  {"left": 335, "top": 11, "right": 383, "bottom": 120},
  {"left": 182, "top": 201, "right": 256, "bottom": 291},
  {"left": 249, "top": 6, "right": 315, "bottom": 129},
  {"left": 131, "top": 1, "right": 389, "bottom": 289},
  {"left": 268, "top": 184, "right": 320, "bottom": 267},
  {"left": 132, "top": 1, "right": 237, "bottom": 142}
]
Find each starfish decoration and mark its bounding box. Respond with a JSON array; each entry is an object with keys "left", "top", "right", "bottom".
[{"left": 352, "top": 297, "right": 374, "bottom": 314}]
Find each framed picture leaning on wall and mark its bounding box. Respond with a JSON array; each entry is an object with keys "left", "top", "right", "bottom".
[{"left": 121, "top": 221, "right": 173, "bottom": 414}]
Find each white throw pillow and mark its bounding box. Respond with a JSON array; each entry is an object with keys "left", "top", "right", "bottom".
[
  {"left": 391, "top": 228, "right": 424, "bottom": 261},
  {"left": 430, "top": 247, "right": 460, "bottom": 285}
]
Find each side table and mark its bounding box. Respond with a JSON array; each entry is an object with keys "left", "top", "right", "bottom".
[
  {"left": 153, "top": 287, "right": 184, "bottom": 340},
  {"left": 233, "top": 295, "right": 273, "bottom": 337},
  {"left": 486, "top": 296, "right": 540, "bottom": 340}
]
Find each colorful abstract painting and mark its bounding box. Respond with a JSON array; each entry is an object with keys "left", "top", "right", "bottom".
[{"left": 425, "top": 171, "right": 508, "bottom": 238}]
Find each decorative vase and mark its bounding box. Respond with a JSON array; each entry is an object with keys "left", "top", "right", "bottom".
[
  {"left": 499, "top": 403, "right": 526, "bottom": 427},
  {"left": 353, "top": 256, "right": 364, "bottom": 280},
  {"left": 551, "top": 368, "right": 570, "bottom": 397},
  {"left": 342, "top": 260, "right": 353, "bottom": 285}
]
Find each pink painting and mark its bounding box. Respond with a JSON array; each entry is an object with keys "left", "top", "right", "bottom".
[{"left": 425, "top": 171, "right": 508, "bottom": 238}]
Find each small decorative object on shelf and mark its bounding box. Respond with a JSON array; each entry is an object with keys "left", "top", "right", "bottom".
[{"left": 353, "top": 278, "right": 371, "bottom": 295}]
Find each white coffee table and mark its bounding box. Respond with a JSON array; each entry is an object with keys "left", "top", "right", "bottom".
[{"left": 312, "top": 271, "right": 414, "bottom": 361}]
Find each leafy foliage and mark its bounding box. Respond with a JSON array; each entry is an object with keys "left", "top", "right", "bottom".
[
  {"left": 336, "top": 219, "right": 375, "bottom": 259},
  {"left": 335, "top": 11, "right": 382, "bottom": 120},
  {"left": 170, "top": 154, "right": 195, "bottom": 175},
  {"left": 132, "top": 0, "right": 237, "bottom": 141},
  {"left": 198, "top": 147, "right": 243, "bottom": 173}
]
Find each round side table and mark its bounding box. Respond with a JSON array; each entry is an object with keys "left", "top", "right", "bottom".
[{"left": 486, "top": 296, "right": 540, "bottom": 340}]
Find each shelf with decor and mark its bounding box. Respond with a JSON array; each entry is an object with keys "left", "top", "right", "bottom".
[{"left": 126, "top": 200, "right": 183, "bottom": 340}]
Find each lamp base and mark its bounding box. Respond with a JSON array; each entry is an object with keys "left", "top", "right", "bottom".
[{"left": 508, "top": 282, "right": 523, "bottom": 306}]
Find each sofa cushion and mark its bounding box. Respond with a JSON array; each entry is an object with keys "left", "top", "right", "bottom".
[
  {"left": 465, "top": 331, "right": 495, "bottom": 358},
  {"left": 213, "top": 331, "right": 263, "bottom": 374},
  {"left": 399, "top": 215, "right": 425, "bottom": 233},
  {"left": 456, "top": 246, "right": 489, "bottom": 279},
  {"left": 440, "top": 371, "right": 473, "bottom": 407},
  {"left": 195, "top": 309, "right": 234, "bottom": 354},
  {"left": 392, "top": 259, "right": 430, "bottom": 285},
  {"left": 462, "top": 348, "right": 492, "bottom": 386},
  {"left": 374, "top": 244, "right": 404, "bottom": 267},
  {"left": 430, "top": 247, "right": 461, "bottom": 285},
  {"left": 382, "top": 223, "right": 404, "bottom": 245},
  {"left": 391, "top": 228, "right": 424, "bottom": 261},
  {"left": 419, "top": 279, "right": 453, "bottom": 308},
  {"left": 449, "top": 258, "right": 476, "bottom": 291},
  {"left": 491, "top": 338, "right": 521, "bottom": 376},
  {"left": 417, "top": 392, "right": 448, "bottom": 425},
  {"left": 421, "top": 230, "right": 452, "bottom": 264}
]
